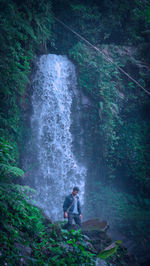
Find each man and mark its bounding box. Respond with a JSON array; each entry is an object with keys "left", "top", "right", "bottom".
[{"left": 63, "top": 186, "right": 82, "bottom": 229}]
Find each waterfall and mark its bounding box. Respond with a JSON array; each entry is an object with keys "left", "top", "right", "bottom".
[{"left": 25, "top": 54, "right": 86, "bottom": 220}]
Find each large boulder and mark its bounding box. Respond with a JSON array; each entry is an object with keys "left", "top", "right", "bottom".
[
  {"left": 81, "top": 219, "right": 111, "bottom": 253},
  {"left": 82, "top": 219, "right": 109, "bottom": 232}
]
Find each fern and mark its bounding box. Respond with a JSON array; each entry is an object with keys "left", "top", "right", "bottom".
[
  {"left": 0, "top": 137, "right": 24, "bottom": 179},
  {"left": 0, "top": 163, "right": 24, "bottom": 177}
]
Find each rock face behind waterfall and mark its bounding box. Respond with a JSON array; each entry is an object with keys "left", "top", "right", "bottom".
[{"left": 23, "top": 54, "right": 86, "bottom": 220}]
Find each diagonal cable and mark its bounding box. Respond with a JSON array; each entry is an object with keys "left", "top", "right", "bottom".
[{"left": 54, "top": 17, "right": 150, "bottom": 96}]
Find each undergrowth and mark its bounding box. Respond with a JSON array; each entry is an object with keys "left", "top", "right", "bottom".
[{"left": 0, "top": 183, "right": 96, "bottom": 265}]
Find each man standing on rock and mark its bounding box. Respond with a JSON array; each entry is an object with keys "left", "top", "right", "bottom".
[{"left": 63, "top": 186, "right": 82, "bottom": 229}]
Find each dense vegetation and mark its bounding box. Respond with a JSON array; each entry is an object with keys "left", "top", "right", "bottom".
[
  {"left": 1, "top": 0, "right": 150, "bottom": 264},
  {"left": 53, "top": 0, "right": 150, "bottom": 251},
  {"left": 0, "top": 0, "right": 53, "bottom": 167}
]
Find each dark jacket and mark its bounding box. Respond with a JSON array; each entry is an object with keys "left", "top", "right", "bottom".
[{"left": 63, "top": 193, "right": 81, "bottom": 215}]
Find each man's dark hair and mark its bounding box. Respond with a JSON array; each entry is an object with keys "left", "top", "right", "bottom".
[{"left": 73, "top": 186, "right": 79, "bottom": 192}]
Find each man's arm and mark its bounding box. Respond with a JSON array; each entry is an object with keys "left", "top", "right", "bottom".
[
  {"left": 77, "top": 198, "right": 81, "bottom": 215},
  {"left": 63, "top": 196, "right": 69, "bottom": 212}
]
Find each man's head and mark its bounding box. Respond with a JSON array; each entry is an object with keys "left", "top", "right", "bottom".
[{"left": 72, "top": 186, "right": 79, "bottom": 196}]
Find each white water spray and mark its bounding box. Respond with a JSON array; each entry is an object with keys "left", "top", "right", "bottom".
[{"left": 27, "top": 54, "right": 86, "bottom": 220}]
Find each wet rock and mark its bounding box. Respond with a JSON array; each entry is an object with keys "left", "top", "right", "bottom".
[
  {"left": 14, "top": 243, "right": 32, "bottom": 257},
  {"left": 82, "top": 219, "right": 109, "bottom": 232},
  {"left": 81, "top": 219, "right": 111, "bottom": 253},
  {"left": 96, "top": 258, "right": 108, "bottom": 266},
  {"left": 14, "top": 242, "right": 32, "bottom": 265},
  {"left": 81, "top": 229, "right": 111, "bottom": 254}
]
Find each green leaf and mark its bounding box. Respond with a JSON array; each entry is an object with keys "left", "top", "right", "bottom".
[
  {"left": 98, "top": 246, "right": 117, "bottom": 259},
  {"left": 97, "top": 241, "right": 122, "bottom": 259},
  {"left": 0, "top": 163, "right": 24, "bottom": 177}
]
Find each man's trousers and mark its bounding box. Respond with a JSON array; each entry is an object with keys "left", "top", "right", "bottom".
[{"left": 64, "top": 213, "right": 81, "bottom": 229}]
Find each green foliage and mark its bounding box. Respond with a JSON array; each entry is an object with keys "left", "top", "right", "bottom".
[
  {"left": 59, "top": 229, "right": 96, "bottom": 265},
  {"left": 0, "top": 0, "right": 53, "bottom": 163},
  {"left": 53, "top": 1, "right": 150, "bottom": 207},
  {"left": 86, "top": 182, "right": 150, "bottom": 244},
  {"left": 98, "top": 241, "right": 122, "bottom": 259},
  {"left": 1, "top": 181, "right": 121, "bottom": 265},
  {"left": 0, "top": 184, "right": 96, "bottom": 265},
  {"left": 55, "top": 0, "right": 150, "bottom": 198},
  {"left": 0, "top": 0, "right": 150, "bottom": 263},
  {"left": 0, "top": 137, "right": 24, "bottom": 180},
  {"left": 0, "top": 132, "right": 97, "bottom": 264},
  {"left": 69, "top": 36, "right": 150, "bottom": 194}
]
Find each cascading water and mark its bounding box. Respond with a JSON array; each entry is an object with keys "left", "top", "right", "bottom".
[{"left": 24, "top": 54, "right": 86, "bottom": 220}]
